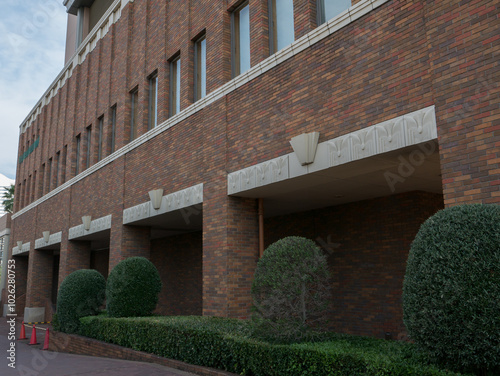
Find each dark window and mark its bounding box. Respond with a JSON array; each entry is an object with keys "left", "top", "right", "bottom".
[
  {"left": 130, "top": 89, "right": 139, "bottom": 140},
  {"left": 194, "top": 35, "right": 206, "bottom": 101},
  {"left": 148, "top": 74, "right": 158, "bottom": 129},
  {"left": 86, "top": 125, "right": 92, "bottom": 169}
]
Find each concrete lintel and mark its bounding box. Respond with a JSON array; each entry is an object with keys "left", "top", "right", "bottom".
[
  {"left": 123, "top": 183, "right": 203, "bottom": 225},
  {"left": 228, "top": 106, "right": 437, "bottom": 195},
  {"left": 35, "top": 231, "right": 62, "bottom": 250},
  {"left": 12, "top": 242, "right": 30, "bottom": 256},
  {"left": 69, "top": 214, "right": 112, "bottom": 240}
]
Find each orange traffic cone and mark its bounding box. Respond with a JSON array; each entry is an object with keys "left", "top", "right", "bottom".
[
  {"left": 29, "top": 325, "right": 39, "bottom": 345},
  {"left": 18, "top": 321, "right": 27, "bottom": 340},
  {"left": 42, "top": 328, "right": 50, "bottom": 350}
]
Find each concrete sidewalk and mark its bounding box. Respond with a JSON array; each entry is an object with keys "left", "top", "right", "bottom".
[{"left": 0, "top": 317, "right": 196, "bottom": 375}]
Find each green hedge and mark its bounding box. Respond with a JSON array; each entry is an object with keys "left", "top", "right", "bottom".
[
  {"left": 106, "top": 257, "right": 162, "bottom": 317},
  {"left": 79, "top": 315, "right": 468, "bottom": 376},
  {"left": 56, "top": 269, "right": 106, "bottom": 333},
  {"left": 403, "top": 204, "right": 500, "bottom": 374}
]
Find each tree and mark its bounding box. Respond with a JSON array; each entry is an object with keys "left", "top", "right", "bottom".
[
  {"left": 251, "top": 236, "right": 331, "bottom": 342},
  {"left": 403, "top": 204, "right": 500, "bottom": 375},
  {"left": 1, "top": 184, "right": 14, "bottom": 214}
]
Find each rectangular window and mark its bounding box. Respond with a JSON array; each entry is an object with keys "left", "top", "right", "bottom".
[
  {"left": 232, "top": 2, "right": 251, "bottom": 77},
  {"left": 75, "top": 134, "right": 81, "bottom": 175},
  {"left": 130, "top": 89, "right": 139, "bottom": 140},
  {"left": 32, "top": 170, "right": 36, "bottom": 201},
  {"left": 317, "top": 0, "right": 351, "bottom": 25},
  {"left": 110, "top": 105, "right": 117, "bottom": 153},
  {"left": 269, "top": 0, "right": 294, "bottom": 53},
  {"left": 148, "top": 74, "right": 158, "bottom": 130},
  {"left": 40, "top": 164, "right": 45, "bottom": 196},
  {"left": 55, "top": 151, "right": 60, "bottom": 187},
  {"left": 194, "top": 35, "right": 206, "bottom": 101},
  {"left": 86, "top": 125, "right": 92, "bottom": 169},
  {"left": 170, "top": 55, "right": 181, "bottom": 116},
  {"left": 47, "top": 158, "right": 52, "bottom": 192},
  {"left": 27, "top": 175, "right": 31, "bottom": 204},
  {"left": 98, "top": 116, "right": 104, "bottom": 161},
  {"left": 62, "top": 145, "right": 67, "bottom": 183}
]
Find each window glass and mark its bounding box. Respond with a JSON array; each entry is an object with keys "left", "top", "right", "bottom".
[
  {"left": 233, "top": 3, "right": 251, "bottom": 76},
  {"left": 131, "top": 90, "right": 139, "bottom": 139},
  {"left": 170, "top": 57, "right": 181, "bottom": 116},
  {"left": 272, "top": 0, "right": 294, "bottom": 52},
  {"left": 149, "top": 75, "right": 158, "bottom": 129},
  {"left": 319, "top": 0, "right": 351, "bottom": 24},
  {"left": 195, "top": 37, "right": 206, "bottom": 100}
]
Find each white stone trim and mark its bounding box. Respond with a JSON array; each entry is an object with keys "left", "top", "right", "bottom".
[
  {"left": 228, "top": 106, "right": 438, "bottom": 194},
  {"left": 68, "top": 215, "right": 112, "bottom": 240},
  {"left": 123, "top": 184, "right": 203, "bottom": 224},
  {"left": 12, "top": 242, "right": 30, "bottom": 256},
  {"left": 13, "top": 0, "right": 389, "bottom": 219},
  {"left": 0, "top": 229, "right": 10, "bottom": 237},
  {"left": 34, "top": 231, "right": 62, "bottom": 249}
]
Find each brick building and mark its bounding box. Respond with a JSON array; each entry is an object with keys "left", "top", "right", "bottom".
[{"left": 10, "top": 0, "right": 499, "bottom": 337}]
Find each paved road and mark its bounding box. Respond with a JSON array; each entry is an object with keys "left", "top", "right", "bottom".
[{"left": 0, "top": 317, "right": 195, "bottom": 376}]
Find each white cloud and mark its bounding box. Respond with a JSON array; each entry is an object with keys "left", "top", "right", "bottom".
[{"left": 0, "top": 0, "right": 67, "bottom": 179}]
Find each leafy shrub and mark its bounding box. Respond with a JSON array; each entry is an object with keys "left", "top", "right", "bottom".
[
  {"left": 56, "top": 269, "right": 105, "bottom": 333},
  {"left": 251, "top": 236, "right": 331, "bottom": 342},
  {"left": 403, "top": 204, "right": 500, "bottom": 374},
  {"left": 106, "top": 256, "right": 162, "bottom": 317},
  {"left": 79, "top": 315, "right": 468, "bottom": 375}
]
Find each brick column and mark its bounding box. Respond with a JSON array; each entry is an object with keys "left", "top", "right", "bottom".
[
  {"left": 59, "top": 238, "right": 91, "bottom": 288},
  {"left": 109, "top": 222, "right": 150, "bottom": 273},
  {"left": 25, "top": 249, "right": 53, "bottom": 322},
  {"left": 203, "top": 189, "right": 259, "bottom": 319}
]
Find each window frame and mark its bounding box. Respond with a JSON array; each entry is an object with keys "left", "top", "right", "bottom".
[
  {"left": 148, "top": 74, "right": 158, "bottom": 130},
  {"left": 97, "top": 116, "right": 104, "bottom": 161},
  {"left": 194, "top": 34, "right": 207, "bottom": 101},
  {"left": 110, "top": 105, "right": 117, "bottom": 153},
  {"left": 268, "top": 0, "right": 295, "bottom": 54},
  {"left": 86, "top": 125, "right": 92, "bottom": 169},
  {"left": 317, "top": 0, "right": 351, "bottom": 25},
  {"left": 130, "top": 88, "right": 139, "bottom": 140},
  {"left": 170, "top": 54, "right": 181, "bottom": 117},
  {"left": 75, "top": 134, "right": 81, "bottom": 176},
  {"left": 231, "top": 1, "right": 251, "bottom": 77}
]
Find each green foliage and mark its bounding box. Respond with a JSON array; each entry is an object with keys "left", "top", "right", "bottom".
[
  {"left": 2, "top": 184, "right": 14, "bottom": 214},
  {"left": 403, "top": 204, "right": 500, "bottom": 374},
  {"left": 252, "top": 236, "right": 331, "bottom": 342},
  {"left": 79, "top": 315, "right": 469, "bottom": 375},
  {"left": 56, "top": 269, "right": 105, "bottom": 333},
  {"left": 106, "top": 256, "right": 162, "bottom": 317}
]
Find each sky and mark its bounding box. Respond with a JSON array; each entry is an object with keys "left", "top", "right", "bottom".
[{"left": 0, "top": 0, "right": 67, "bottom": 180}]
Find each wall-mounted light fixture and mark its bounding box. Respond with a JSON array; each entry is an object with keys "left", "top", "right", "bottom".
[
  {"left": 17, "top": 241, "right": 23, "bottom": 249},
  {"left": 290, "top": 132, "right": 320, "bottom": 166},
  {"left": 43, "top": 231, "right": 50, "bottom": 243},
  {"left": 149, "top": 189, "right": 164, "bottom": 210},
  {"left": 82, "top": 216, "right": 92, "bottom": 231}
]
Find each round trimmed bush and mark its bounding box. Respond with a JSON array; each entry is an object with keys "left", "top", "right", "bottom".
[
  {"left": 56, "top": 269, "right": 106, "bottom": 334},
  {"left": 403, "top": 204, "right": 500, "bottom": 373},
  {"left": 251, "top": 236, "right": 331, "bottom": 342},
  {"left": 106, "top": 256, "right": 162, "bottom": 317}
]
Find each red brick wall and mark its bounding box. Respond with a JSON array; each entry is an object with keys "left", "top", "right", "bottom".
[
  {"left": 265, "top": 191, "right": 444, "bottom": 338},
  {"left": 10, "top": 0, "right": 499, "bottom": 332},
  {"left": 151, "top": 232, "right": 203, "bottom": 316}
]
